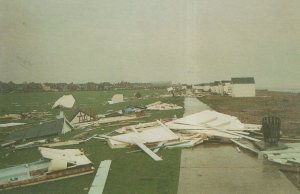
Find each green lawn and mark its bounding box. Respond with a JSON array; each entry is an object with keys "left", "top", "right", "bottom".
[{"left": 0, "top": 90, "right": 184, "bottom": 194}]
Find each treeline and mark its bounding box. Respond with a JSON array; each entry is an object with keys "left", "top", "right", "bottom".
[{"left": 0, "top": 81, "right": 170, "bottom": 93}]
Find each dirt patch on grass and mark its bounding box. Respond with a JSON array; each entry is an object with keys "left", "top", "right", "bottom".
[{"left": 201, "top": 90, "right": 300, "bottom": 137}]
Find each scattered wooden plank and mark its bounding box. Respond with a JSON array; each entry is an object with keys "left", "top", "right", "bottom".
[
  {"left": 153, "top": 142, "right": 165, "bottom": 153},
  {"left": 43, "top": 140, "right": 82, "bottom": 147},
  {"left": 235, "top": 146, "right": 241, "bottom": 153},
  {"left": 223, "top": 130, "right": 261, "bottom": 142},
  {"left": 130, "top": 137, "right": 162, "bottom": 161},
  {"left": 230, "top": 139, "right": 259, "bottom": 154},
  {"left": 135, "top": 142, "right": 163, "bottom": 161},
  {"left": 89, "top": 160, "right": 112, "bottom": 194}
]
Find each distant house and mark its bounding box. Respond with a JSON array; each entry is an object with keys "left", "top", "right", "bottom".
[
  {"left": 202, "top": 83, "right": 211, "bottom": 92},
  {"left": 221, "top": 80, "right": 232, "bottom": 95},
  {"left": 231, "top": 77, "right": 256, "bottom": 97},
  {"left": 211, "top": 81, "right": 221, "bottom": 94},
  {"left": 41, "top": 83, "right": 51, "bottom": 91},
  {"left": 192, "top": 84, "right": 203, "bottom": 93},
  {"left": 217, "top": 81, "right": 224, "bottom": 95}
]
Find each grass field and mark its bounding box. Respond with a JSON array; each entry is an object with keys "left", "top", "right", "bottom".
[{"left": 0, "top": 89, "right": 184, "bottom": 194}]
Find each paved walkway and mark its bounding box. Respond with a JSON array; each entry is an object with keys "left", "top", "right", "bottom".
[
  {"left": 183, "top": 97, "right": 211, "bottom": 116},
  {"left": 177, "top": 97, "right": 299, "bottom": 194}
]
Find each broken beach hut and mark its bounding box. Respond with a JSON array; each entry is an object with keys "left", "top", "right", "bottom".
[
  {"left": 68, "top": 108, "right": 98, "bottom": 126},
  {"left": 101, "top": 120, "right": 207, "bottom": 161},
  {"left": 108, "top": 94, "right": 124, "bottom": 104},
  {"left": 52, "top": 95, "right": 75, "bottom": 109},
  {"left": 7, "top": 117, "right": 73, "bottom": 144},
  {"left": 165, "top": 110, "right": 261, "bottom": 141},
  {"left": 0, "top": 147, "right": 94, "bottom": 190},
  {"left": 99, "top": 110, "right": 262, "bottom": 161}
]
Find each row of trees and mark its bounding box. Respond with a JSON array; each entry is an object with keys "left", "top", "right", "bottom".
[{"left": 0, "top": 81, "right": 170, "bottom": 93}]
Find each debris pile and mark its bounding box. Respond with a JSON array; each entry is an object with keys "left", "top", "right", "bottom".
[
  {"left": 101, "top": 120, "right": 207, "bottom": 161},
  {"left": 0, "top": 114, "right": 21, "bottom": 120},
  {"left": 108, "top": 94, "right": 124, "bottom": 104},
  {"left": 21, "top": 111, "right": 52, "bottom": 119},
  {"left": 262, "top": 143, "right": 300, "bottom": 165},
  {"left": 104, "top": 121, "right": 180, "bottom": 149},
  {"left": 146, "top": 101, "right": 183, "bottom": 110},
  {"left": 166, "top": 110, "right": 261, "bottom": 141},
  {"left": 100, "top": 110, "right": 263, "bottom": 161},
  {"left": 68, "top": 106, "right": 146, "bottom": 128}
]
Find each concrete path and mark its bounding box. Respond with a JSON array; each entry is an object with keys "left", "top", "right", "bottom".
[
  {"left": 183, "top": 97, "right": 211, "bottom": 116},
  {"left": 177, "top": 97, "right": 299, "bottom": 194}
]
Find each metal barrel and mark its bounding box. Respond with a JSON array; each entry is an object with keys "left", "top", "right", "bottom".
[{"left": 262, "top": 117, "right": 281, "bottom": 145}]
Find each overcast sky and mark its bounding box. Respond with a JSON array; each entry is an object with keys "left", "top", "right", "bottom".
[{"left": 1, "top": 0, "right": 300, "bottom": 88}]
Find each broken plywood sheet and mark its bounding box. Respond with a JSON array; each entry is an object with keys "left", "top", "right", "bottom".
[
  {"left": 165, "top": 122, "right": 210, "bottom": 130},
  {"left": 52, "top": 95, "right": 75, "bottom": 109},
  {"left": 174, "top": 110, "right": 218, "bottom": 126},
  {"left": 243, "top": 123, "right": 262, "bottom": 131},
  {"left": 173, "top": 110, "right": 245, "bottom": 131},
  {"left": 188, "top": 129, "right": 241, "bottom": 139},
  {"left": 42, "top": 140, "right": 82, "bottom": 147},
  {"left": 106, "top": 125, "right": 179, "bottom": 148},
  {"left": 39, "top": 147, "right": 91, "bottom": 166},
  {"left": 132, "top": 137, "right": 163, "bottom": 161},
  {"left": 165, "top": 138, "right": 205, "bottom": 149},
  {"left": 231, "top": 139, "right": 259, "bottom": 154},
  {"left": 220, "top": 130, "right": 260, "bottom": 142},
  {"left": 262, "top": 143, "right": 300, "bottom": 165},
  {"left": 166, "top": 110, "right": 261, "bottom": 142},
  {"left": 115, "top": 121, "right": 158, "bottom": 133},
  {"left": 74, "top": 115, "right": 141, "bottom": 128}
]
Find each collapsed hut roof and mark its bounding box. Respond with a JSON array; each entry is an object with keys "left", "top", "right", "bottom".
[
  {"left": 52, "top": 95, "right": 75, "bottom": 109},
  {"left": 8, "top": 118, "right": 73, "bottom": 141}
]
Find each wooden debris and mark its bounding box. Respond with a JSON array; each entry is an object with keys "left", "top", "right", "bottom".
[{"left": 230, "top": 139, "right": 259, "bottom": 154}]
